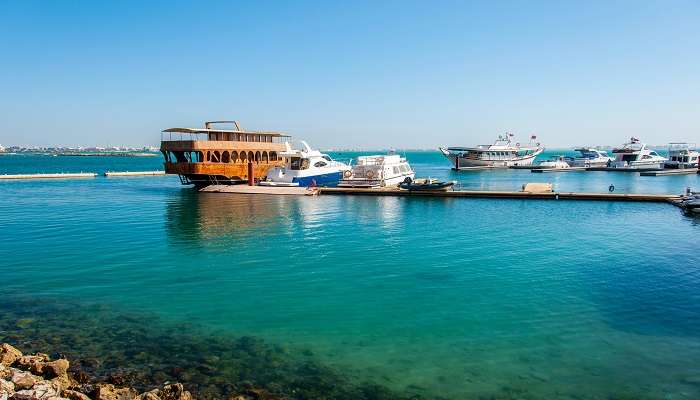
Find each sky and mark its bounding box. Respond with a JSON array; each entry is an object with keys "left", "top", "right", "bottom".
[{"left": 0, "top": 0, "right": 698, "bottom": 149}]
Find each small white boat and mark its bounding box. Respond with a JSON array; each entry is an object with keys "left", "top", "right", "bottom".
[
  {"left": 338, "top": 154, "right": 414, "bottom": 188},
  {"left": 610, "top": 137, "right": 666, "bottom": 169},
  {"left": 259, "top": 141, "right": 350, "bottom": 187},
  {"left": 567, "top": 148, "right": 614, "bottom": 167},
  {"left": 665, "top": 143, "right": 699, "bottom": 169},
  {"left": 536, "top": 155, "right": 570, "bottom": 169},
  {"left": 439, "top": 133, "right": 544, "bottom": 168}
]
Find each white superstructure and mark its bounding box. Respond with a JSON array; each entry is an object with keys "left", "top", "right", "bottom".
[
  {"left": 260, "top": 141, "right": 350, "bottom": 187},
  {"left": 537, "top": 155, "right": 570, "bottom": 169},
  {"left": 566, "top": 148, "right": 614, "bottom": 168},
  {"left": 439, "top": 134, "right": 544, "bottom": 168},
  {"left": 664, "top": 143, "right": 699, "bottom": 169},
  {"left": 338, "top": 154, "right": 414, "bottom": 188},
  {"left": 610, "top": 137, "right": 666, "bottom": 169}
]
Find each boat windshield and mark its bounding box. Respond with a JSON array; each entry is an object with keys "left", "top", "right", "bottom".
[{"left": 290, "top": 157, "right": 310, "bottom": 170}]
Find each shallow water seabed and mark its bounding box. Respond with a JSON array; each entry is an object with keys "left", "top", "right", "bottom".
[{"left": 1, "top": 155, "right": 700, "bottom": 399}]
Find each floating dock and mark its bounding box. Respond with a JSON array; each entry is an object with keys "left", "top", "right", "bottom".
[
  {"left": 201, "top": 184, "right": 681, "bottom": 203},
  {"left": 104, "top": 171, "right": 165, "bottom": 177},
  {"left": 531, "top": 167, "right": 587, "bottom": 173},
  {"left": 586, "top": 167, "right": 663, "bottom": 172},
  {"left": 451, "top": 166, "right": 497, "bottom": 171},
  {"left": 639, "top": 169, "right": 699, "bottom": 177},
  {"left": 0, "top": 172, "right": 97, "bottom": 180},
  {"left": 318, "top": 187, "right": 680, "bottom": 203},
  {"left": 200, "top": 185, "right": 318, "bottom": 196}
]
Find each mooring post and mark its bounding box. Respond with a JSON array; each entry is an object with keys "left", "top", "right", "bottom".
[
  {"left": 455, "top": 156, "right": 460, "bottom": 171},
  {"left": 247, "top": 162, "right": 254, "bottom": 186}
]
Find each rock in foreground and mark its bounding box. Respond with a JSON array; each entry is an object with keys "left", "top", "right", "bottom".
[{"left": 0, "top": 344, "right": 193, "bottom": 400}]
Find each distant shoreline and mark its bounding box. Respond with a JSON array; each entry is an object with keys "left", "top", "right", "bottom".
[{"left": 0, "top": 152, "right": 159, "bottom": 157}]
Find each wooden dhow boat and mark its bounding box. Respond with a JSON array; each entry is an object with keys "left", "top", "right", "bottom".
[{"left": 160, "top": 120, "right": 290, "bottom": 187}]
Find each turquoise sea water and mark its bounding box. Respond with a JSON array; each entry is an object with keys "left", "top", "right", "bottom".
[{"left": 1, "top": 152, "right": 700, "bottom": 399}]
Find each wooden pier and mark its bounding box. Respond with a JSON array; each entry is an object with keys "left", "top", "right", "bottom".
[{"left": 0, "top": 172, "right": 97, "bottom": 180}]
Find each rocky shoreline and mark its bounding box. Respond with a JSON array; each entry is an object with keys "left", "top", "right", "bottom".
[{"left": 1, "top": 343, "right": 196, "bottom": 400}]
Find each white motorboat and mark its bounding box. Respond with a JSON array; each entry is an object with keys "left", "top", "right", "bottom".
[
  {"left": 536, "top": 155, "right": 570, "bottom": 169},
  {"left": 338, "top": 154, "right": 414, "bottom": 188},
  {"left": 566, "top": 148, "right": 614, "bottom": 168},
  {"left": 439, "top": 133, "right": 544, "bottom": 168},
  {"left": 664, "top": 143, "right": 699, "bottom": 169},
  {"left": 610, "top": 137, "right": 666, "bottom": 169},
  {"left": 259, "top": 141, "right": 350, "bottom": 187}
]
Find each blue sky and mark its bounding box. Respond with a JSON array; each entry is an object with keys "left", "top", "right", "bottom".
[{"left": 1, "top": 0, "right": 698, "bottom": 149}]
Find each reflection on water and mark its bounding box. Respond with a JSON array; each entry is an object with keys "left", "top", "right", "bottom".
[{"left": 165, "top": 191, "right": 413, "bottom": 244}]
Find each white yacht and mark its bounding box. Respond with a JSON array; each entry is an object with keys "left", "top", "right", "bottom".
[
  {"left": 338, "top": 154, "right": 414, "bottom": 188},
  {"left": 536, "top": 155, "right": 570, "bottom": 169},
  {"left": 439, "top": 134, "right": 544, "bottom": 169},
  {"left": 610, "top": 137, "right": 666, "bottom": 169},
  {"left": 259, "top": 141, "right": 350, "bottom": 187},
  {"left": 566, "top": 147, "right": 614, "bottom": 167},
  {"left": 664, "top": 143, "right": 699, "bottom": 169}
]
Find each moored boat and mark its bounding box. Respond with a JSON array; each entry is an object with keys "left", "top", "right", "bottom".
[
  {"left": 664, "top": 143, "right": 699, "bottom": 169},
  {"left": 160, "top": 120, "right": 290, "bottom": 187},
  {"left": 678, "top": 193, "right": 700, "bottom": 214},
  {"left": 399, "top": 178, "right": 455, "bottom": 191},
  {"left": 566, "top": 148, "right": 614, "bottom": 167},
  {"left": 610, "top": 137, "right": 666, "bottom": 169},
  {"left": 536, "top": 155, "right": 570, "bottom": 169},
  {"left": 259, "top": 141, "right": 350, "bottom": 187},
  {"left": 338, "top": 154, "right": 414, "bottom": 188},
  {"left": 439, "top": 133, "right": 544, "bottom": 169}
]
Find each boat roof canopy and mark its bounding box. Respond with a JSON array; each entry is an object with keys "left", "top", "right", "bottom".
[
  {"left": 162, "top": 127, "right": 290, "bottom": 137},
  {"left": 163, "top": 120, "right": 290, "bottom": 137}
]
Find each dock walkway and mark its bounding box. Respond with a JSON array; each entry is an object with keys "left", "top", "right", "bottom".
[
  {"left": 200, "top": 185, "right": 318, "bottom": 196},
  {"left": 0, "top": 172, "right": 97, "bottom": 180},
  {"left": 201, "top": 184, "right": 680, "bottom": 203},
  {"left": 318, "top": 187, "right": 679, "bottom": 202}
]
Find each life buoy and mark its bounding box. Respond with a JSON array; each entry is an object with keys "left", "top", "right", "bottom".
[
  {"left": 366, "top": 170, "right": 375, "bottom": 179},
  {"left": 343, "top": 170, "right": 352, "bottom": 178}
]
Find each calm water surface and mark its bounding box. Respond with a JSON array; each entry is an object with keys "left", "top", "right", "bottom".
[{"left": 1, "top": 152, "right": 700, "bottom": 399}]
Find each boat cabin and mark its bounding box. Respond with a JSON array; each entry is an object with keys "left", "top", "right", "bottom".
[{"left": 160, "top": 120, "right": 290, "bottom": 186}]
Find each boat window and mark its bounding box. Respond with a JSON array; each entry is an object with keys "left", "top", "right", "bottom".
[
  {"left": 300, "top": 158, "right": 310, "bottom": 170},
  {"left": 393, "top": 166, "right": 400, "bottom": 174},
  {"left": 322, "top": 155, "right": 332, "bottom": 161},
  {"left": 642, "top": 155, "right": 652, "bottom": 159},
  {"left": 314, "top": 161, "right": 327, "bottom": 168},
  {"left": 290, "top": 157, "right": 301, "bottom": 170},
  {"left": 622, "top": 154, "right": 637, "bottom": 162}
]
